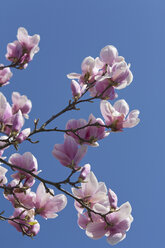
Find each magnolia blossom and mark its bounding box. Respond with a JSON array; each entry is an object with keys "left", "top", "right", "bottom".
[
  {"left": 67, "top": 56, "right": 101, "bottom": 84},
  {"left": 35, "top": 182, "right": 67, "bottom": 219},
  {"left": 0, "top": 65, "right": 13, "bottom": 86},
  {"left": 111, "top": 61, "right": 133, "bottom": 89},
  {"left": 6, "top": 27, "right": 40, "bottom": 68},
  {"left": 67, "top": 45, "right": 133, "bottom": 102},
  {"left": 78, "top": 202, "right": 133, "bottom": 245},
  {"left": 8, "top": 208, "right": 40, "bottom": 236},
  {"left": 52, "top": 135, "right": 87, "bottom": 168},
  {"left": 9, "top": 152, "right": 40, "bottom": 187},
  {"left": 100, "top": 99, "right": 140, "bottom": 131},
  {"left": 66, "top": 114, "right": 109, "bottom": 146},
  {"left": 0, "top": 165, "right": 8, "bottom": 185},
  {"left": 0, "top": 92, "right": 26, "bottom": 135},
  {"left": 72, "top": 171, "right": 108, "bottom": 213},
  {"left": 12, "top": 92, "right": 32, "bottom": 118},
  {"left": 89, "top": 78, "right": 118, "bottom": 100}
]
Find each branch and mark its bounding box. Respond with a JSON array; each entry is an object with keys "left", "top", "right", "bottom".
[{"left": 0, "top": 158, "right": 117, "bottom": 223}]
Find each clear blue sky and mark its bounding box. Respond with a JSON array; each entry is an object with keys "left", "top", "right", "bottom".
[{"left": 0, "top": 0, "right": 164, "bottom": 247}]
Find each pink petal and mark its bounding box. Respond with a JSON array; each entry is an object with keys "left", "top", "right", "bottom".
[{"left": 86, "top": 222, "right": 107, "bottom": 239}]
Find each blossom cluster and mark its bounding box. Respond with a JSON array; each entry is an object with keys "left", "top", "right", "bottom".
[
  {"left": 0, "top": 91, "right": 31, "bottom": 147},
  {"left": 1, "top": 152, "right": 67, "bottom": 237},
  {"left": 0, "top": 27, "right": 140, "bottom": 245},
  {"left": 68, "top": 45, "right": 133, "bottom": 100},
  {"left": 73, "top": 171, "right": 133, "bottom": 245}
]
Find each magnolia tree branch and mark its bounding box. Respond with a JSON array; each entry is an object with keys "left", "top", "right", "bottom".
[
  {"left": 0, "top": 82, "right": 114, "bottom": 150},
  {"left": 0, "top": 158, "right": 117, "bottom": 224},
  {"left": 0, "top": 27, "right": 140, "bottom": 245}
]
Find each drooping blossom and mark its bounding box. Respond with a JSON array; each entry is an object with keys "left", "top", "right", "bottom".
[
  {"left": 6, "top": 27, "right": 40, "bottom": 68},
  {"left": 72, "top": 171, "right": 108, "bottom": 213},
  {"left": 9, "top": 152, "right": 40, "bottom": 187},
  {"left": 0, "top": 165, "right": 8, "bottom": 185},
  {"left": 100, "top": 99, "right": 140, "bottom": 131},
  {"left": 8, "top": 208, "right": 40, "bottom": 237},
  {"left": 0, "top": 65, "right": 13, "bottom": 87},
  {"left": 78, "top": 201, "right": 133, "bottom": 245},
  {"left": 52, "top": 135, "right": 87, "bottom": 168},
  {"left": 12, "top": 92, "right": 32, "bottom": 118},
  {"left": 35, "top": 182, "right": 67, "bottom": 219},
  {"left": 66, "top": 114, "right": 109, "bottom": 146}
]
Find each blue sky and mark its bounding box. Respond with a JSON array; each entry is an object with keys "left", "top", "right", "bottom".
[{"left": 0, "top": 0, "right": 164, "bottom": 247}]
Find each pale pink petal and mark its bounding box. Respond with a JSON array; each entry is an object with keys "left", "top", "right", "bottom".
[
  {"left": 82, "top": 172, "right": 98, "bottom": 196},
  {"left": 100, "top": 45, "right": 118, "bottom": 66},
  {"left": 78, "top": 213, "right": 89, "bottom": 229},
  {"left": 113, "top": 99, "right": 129, "bottom": 116},
  {"left": 86, "top": 222, "right": 107, "bottom": 239},
  {"left": 116, "top": 202, "right": 132, "bottom": 222},
  {"left": 108, "top": 189, "right": 118, "bottom": 209},
  {"left": 67, "top": 73, "right": 81, "bottom": 79},
  {"left": 93, "top": 203, "right": 109, "bottom": 214},
  {"left": 107, "top": 233, "right": 126, "bottom": 245}
]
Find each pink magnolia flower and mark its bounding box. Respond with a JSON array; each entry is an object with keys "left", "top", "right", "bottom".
[
  {"left": 67, "top": 56, "right": 100, "bottom": 85},
  {"left": 72, "top": 171, "right": 108, "bottom": 213},
  {"left": 12, "top": 92, "right": 32, "bottom": 118},
  {"left": 6, "top": 41, "right": 22, "bottom": 62},
  {"left": 35, "top": 182, "right": 67, "bottom": 219},
  {"left": 52, "top": 135, "right": 87, "bottom": 168},
  {"left": 6, "top": 27, "right": 40, "bottom": 68},
  {"left": 89, "top": 77, "right": 118, "bottom": 100},
  {"left": 9, "top": 152, "right": 40, "bottom": 187},
  {"left": 78, "top": 201, "right": 133, "bottom": 245},
  {"left": 8, "top": 208, "right": 40, "bottom": 237},
  {"left": 100, "top": 99, "right": 140, "bottom": 131},
  {"left": 0, "top": 65, "right": 13, "bottom": 87},
  {"left": 0, "top": 165, "right": 8, "bottom": 185},
  {"left": 95, "top": 60, "right": 133, "bottom": 90},
  {"left": 66, "top": 114, "right": 109, "bottom": 146},
  {"left": 111, "top": 61, "right": 133, "bottom": 89}
]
